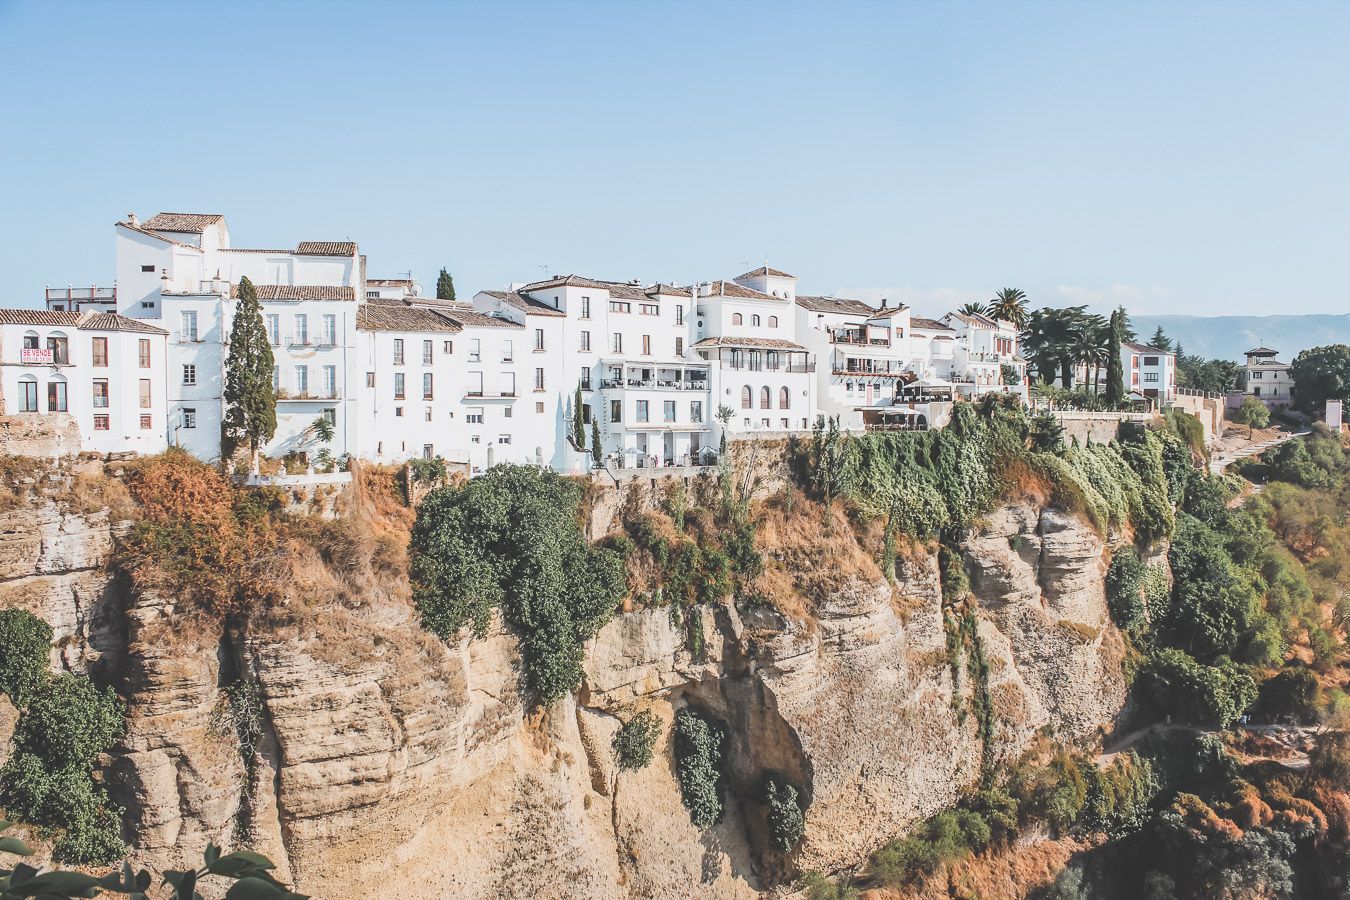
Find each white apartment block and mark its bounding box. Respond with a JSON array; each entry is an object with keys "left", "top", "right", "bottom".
[
  {"left": 1243, "top": 346, "right": 1294, "bottom": 408},
  {"left": 0, "top": 309, "right": 167, "bottom": 455},
  {"left": 1123, "top": 341, "right": 1177, "bottom": 403}
]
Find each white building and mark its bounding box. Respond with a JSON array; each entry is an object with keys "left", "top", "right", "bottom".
[
  {"left": 1121, "top": 341, "right": 1177, "bottom": 404},
  {"left": 1242, "top": 346, "right": 1294, "bottom": 408},
  {"left": 0, "top": 309, "right": 167, "bottom": 456},
  {"left": 692, "top": 269, "right": 816, "bottom": 441},
  {"left": 106, "top": 213, "right": 362, "bottom": 462},
  {"left": 941, "top": 312, "right": 1027, "bottom": 401}
]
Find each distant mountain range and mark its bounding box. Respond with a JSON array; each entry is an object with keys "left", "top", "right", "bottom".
[{"left": 1128, "top": 313, "right": 1350, "bottom": 363}]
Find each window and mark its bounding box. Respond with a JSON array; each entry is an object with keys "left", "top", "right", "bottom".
[
  {"left": 768, "top": 316, "right": 778, "bottom": 328},
  {"left": 1253, "top": 386, "right": 1262, "bottom": 397},
  {"left": 729, "top": 349, "right": 743, "bottom": 369},
  {"left": 443, "top": 340, "right": 453, "bottom": 354},
  {"left": 423, "top": 339, "right": 433, "bottom": 364},
  {"left": 322, "top": 409, "right": 336, "bottom": 426},
  {"left": 469, "top": 339, "right": 481, "bottom": 362},
  {"left": 138, "top": 339, "right": 150, "bottom": 368},
  {"left": 582, "top": 403, "right": 592, "bottom": 423},
  {"left": 181, "top": 311, "right": 198, "bottom": 342},
  {"left": 760, "top": 386, "right": 771, "bottom": 409},
  {"left": 139, "top": 378, "right": 151, "bottom": 409},
  {"left": 425, "top": 408, "right": 433, "bottom": 422},
  {"left": 22, "top": 333, "right": 38, "bottom": 350},
  {"left": 663, "top": 400, "right": 676, "bottom": 422},
  {"left": 93, "top": 415, "right": 109, "bottom": 431},
  {"left": 266, "top": 314, "right": 280, "bottom": 346},
  {"left": 423, "top": 372, "right": 434, "bottom": 399},
  {"left": 323, "top": 365, "right": 337, "bottom": 397},
  {"left": 141, "top": 264, "right": 155, "bottom": 272},
  {"left": 47, "top": 335, "right": 69, "bottom": 364},
  {"left": 141, "top": 301, "right": 154, "bottom": 310},
  {"left": 503, "top": 372, "right": 516, "bottom": 396},
  {"left": 501, "top": 339, "right": 514, "bottom": 362},
  {"left": 395, "top": 407, "right": 404, "bottom": 417},
  {"left": 91, "top": 337, "right": 108, "bottom": 367},
  {"left": 676, "top": 306, "right": 684, "bottom": 325},
  {"left": 895, "top": 327, "right": 904, "bottom": 339},
  {"left": 294, "top": 366, "right": 308, "bottom": 396},
  {"left": 534, "top": 368, "right": 545, "bottom": 391},
  {"left": 1143, "top": 356, "right": 1159, "bottom": 366},
  {"left": 581, "top": 368, "right": 592, "bottom": 390},
  {"left": 140, "top": 414, "right": 152, "bottom": 430},
  {"left": 274, "top": 366, "right": 281, "bottom": 391},
  {"left": 675, "top": 337, "right": 683, "bottom": 357},
  {"left": 732, "top": 313, "right": 743, "bottom": 325},
  {"left": 636, "top": 400, "right": 649, "bottom": 422},
  {"left": 394, "top": 372, "right": 406, "bottom": 399},
  {"left": 581, "top": 296, "right": 591, "bottom": 318},
  {"left": 752, "top": 315, "right": 761, "bottom": 327},
  {"left": 609, "top": 300, "right": 631, "bottom": 313},
  {"left": 642, "top": 335, "right": 651, "bottom": 355},
  {"left": 468, "top": 372, "right": 484, "bottom": 396},
  {"left": 393, "top": 338, "right": 404, "bottom": 365},
  {"left": 183, "top": 364, "right": 196, "bottom": 385},
  {"left": 92, "top": 379, "right": 108, "bottom": 409},
  {"left": 499, "top": 434, "right": 512, "bottom": 445},
  {"left": 691, "top": 401, "right": 703, "bottom": 422},
  {"left": 781, "top": 418, "right": 790, "bottom": 430},
  {"left": 640, "top": 303, "right": 658, "bottom": 316},
  {"left": 580, "top": 331, "right": 591, "bottom": 352},
  {"left": 610, "top": 399, "right": 622, "bottom": 422},
  {"left": 466, "top": 408, "right": 484, "bottom": 424},
  {"left": 612, "top": 333, "right": 623, "bottom": 353},
  {"left": 534, "top": 402, "right": 543, "bottom": 414},
  {"left": 423, "top": 443, "right": 434, "bottom": 459},
  {"left": 1252, "top": 370, "right": 1263, "bottom": 379},
  {"left": 741, "top": 385, "right": 752, "bottom": 409},
  {"left": 766, "top": 351, "right": 780, "bottom": 371},
  {"left": 18, "top": 378, "right": 38, "bottom": 412},
  {"left": 47, "top": 380, "right": 67, "bottom": 412},
  {"left": 366, "top": 371, "right": 375, "bottom": 388},
  {"left": 1144, "top": 373, "right": 1159, "bottom": 383},
  {"left": 534, "top": 329, "right": 545, "bottom": 351},
  {"left": 779, "top": 386, "right": 790, "bottom": 409},
  {"left": 293, "top": 314, "right": 308, "bottom": 346},
  {"left": 323, "top": 314, "right": 337, "bottom": 347}
]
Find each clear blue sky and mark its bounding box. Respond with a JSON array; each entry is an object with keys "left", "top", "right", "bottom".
[{"left": 2, "top": 0, "right": 1348, "bottom": 316}]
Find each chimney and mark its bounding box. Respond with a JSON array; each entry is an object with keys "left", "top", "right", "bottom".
[
  {"left": 880, "top": 298, "right": 888, "bottom": 309},
  {"left": 126, "top": 213, "right": 139, "bottom": 227}
]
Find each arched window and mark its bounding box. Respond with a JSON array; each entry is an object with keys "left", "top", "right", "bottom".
[
  {"left": 47, "top": 374, "right": 67, "bottom": 412},
  {"left": 760, "top": 386, "right": 771, "bottom": 409},
  {"left": 17, "top": 376, "right": 38, "bottom": 412},
  {"left": 768, "top": 316, "right": 778, "bottom": 328},
  {"left": 751, "top": 314, "right": 761, "bottom": 327},
  {"left": 779, "top": 387, "right": 790, "bottom": 409},
  {"left": 732, "top": 313, "right": 743, "bottom": 325},
  {"left": 21, "top": 330, "right": 38, "bottom": 350},
  {"left": 741, "top": 385, "right": 753, "bottom": 409}
]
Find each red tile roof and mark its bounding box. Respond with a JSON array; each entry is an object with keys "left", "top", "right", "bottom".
[
  {"left": 735, "top": 266, "right": 796, "bottom": 281},
  {"left": 78, "top": 313, "right": 168, "bottom": 335},
  {"left": 910, "top": 317, "right": 956, "bottom": 332},
  {"left": 0, "top": 309, "right": 166, "bottom": 334},
  {"left": 232, "top": 284, "right": 356, "bottom": 301},
  {"left": 295, "top": 241, "right": 357, "bottom": 256},
  {"left": 357, "top": 305, "right": 462, "bottom": 333},
  {"left": 691, "top": 336, "right": 806, "bottom": 351},
  {"left": 115, "top": 221, "right": 202, "bottom": 250},
  {"left": 796, "top": 295, "right": 875, "bottom": 316},
  {"left": 141, "top": 212, "right": 224, "bottom": 233},
  {"left": 480, "top": 290, "right": 567, "bottom": 317},
  {"left": 696, "top": 280, "right": 786, "bottom": 302},
  {"left": 0, "top": 309, "right": 81, "bottom": 326}
]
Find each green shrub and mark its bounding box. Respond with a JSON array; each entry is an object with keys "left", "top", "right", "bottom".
[
  {"left": 801, "top": 872, "right": 859, "bottom": 900},
  {"left": 409, "top": 466, "right": 626, "bottom": 704},
  {"left": 673, "top": 708, "right": 727, "bottom": 829},
  {"left": 1159, "top": 515, "right": 1260, "bottom": 662},
  {"left": 870, "top": 809, "right": 992, "bottom": 885},
  {"left": 1254, "top": 666, "right": 1321, "bottom": 724},
  {"left": 612, "top": 710, "right": 662, "bottom": 771},
  {"left": 1106, "top": 548, "right": 1148, "bottom": 639},
  {"left": 1132, "top": 649, "right": 1256, "bottom": 729},
  {"left": 764, "top": 776, "right": 806, "bottom": 853},
  {"left": 409, "top": 455, "right": 447, "bottom": 483},
  {"left": 0, "top": 608, "right": 53, "bottom": 708}
]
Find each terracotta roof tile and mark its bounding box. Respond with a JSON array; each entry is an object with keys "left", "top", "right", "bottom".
[
  {"left": 231, "top": 284, "right": 356, "bottom": 301},
  {"left": 443, "top": 309, "right": 523, "bottom": 329},
  {"left": 357, "top": 305, "right": 462, "bottom": 333},
  {"left": 115, "top": 221, "right": 202, "bottom": 250},
  {"left": 481, "top": 290, "right": 567, "bottom": 317},
  {"left": 77, "top": 313, "right": 168, "bottom": 335},
  {"left": 796, "top": 295, "right": 875, "bottom": 316},
  {"left": 295, "top": 241, "right": 357, "bottom": 256},
  {"left": 735, "top": 266, "right": 796, "bottom": 280},
  {"left": 867, "top": 305, "right": 911, "bottom": 319},
  {"left": 691, "top": 336, "right": 806, "bottom": 351},
  {"left": 141, "top": 212, "right": 224, "bottom": 233},
  {"left": 696, "top": 280, "right": 787, "bottom": 302},
  {"left": 910, "top": 317, "right": 956, "bottom": 332},
  {"left": 0, "top": 309, "right": 82, "bottom": 327}
]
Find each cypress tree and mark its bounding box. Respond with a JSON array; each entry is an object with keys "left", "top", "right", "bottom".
[
  {"left": 222, "top": 276, "right": 277, "bottom": 458},
  {"left": 436, "top": 268, "right": 456, "bottom": 302},
  {"left": 1104, "top": 309, "right": 1126, "bottom": 407},
  {"left": 573, "top": 384, "right": 586, "bottom": 449},
  {"left": 590, "top": 418, "right": 602, "bottom": 468}
]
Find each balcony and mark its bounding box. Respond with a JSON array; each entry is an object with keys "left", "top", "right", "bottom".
[
  {"left": 46, "top": 285, "right": 115, "bottom": 303},
  {"left": 719, "top": 361, "right": 815, "bottom": 373},
  {"left": 286, "top": 335, "right": 313, "bottom": 348},
  {"left": 829, "top": 333, "right": 890, "bottom": 348},
  {"left": 600, "top": 379, "right": 709, "bottom": 391},
  {"left": 276, "top": 390, "right": 340, "bottom": 402}
]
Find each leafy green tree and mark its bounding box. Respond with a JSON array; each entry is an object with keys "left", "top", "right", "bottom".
[
  {"left": 765, "top": 776, "right": 806, "bottom": 852},
  {"left": 987, "top": 288, "right": 1028, "bottom": 328},
  {"left": 572, "top": 384, "right": 586, "bottom": 450},
  {"left": 1231, "top": 395, "right": 1270, "bottom": 438},
  {"left": 0, "top": 609, "right": 52, "bottom": 708},
  {"left": 222, "top": 276, "right": 277, "bottom": 458},
  {"left": 590, "top": 418, "right": 603, "bottom": 467},
  {"left": 612, "top": 710, "right": 662, "bottom": 771},
  {"left": 1104, "top": 309, "right": 1126, "bottom": 406},
  {"left": 1023, "top": 306, "right": 1090, "bottom": 386},
  {"left": 1290, "top": 344, "right": 1350, "bottom": 414},
  {"left": 409, "top": 466, "right": 625, "bottom": 704},
  {"left": 435, "top": 267, "right": 456, "bottom": 302},
  {"left": 673, "top": 708, "right": 726, "bottom": 828},
  {"left": 1133, "top": 648, "right": 1256, "bottom": 729}
]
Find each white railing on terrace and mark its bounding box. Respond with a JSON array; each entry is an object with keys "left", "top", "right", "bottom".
[
  {"left": 46, "top": 286, "right": 115, "bottom": 302},
  {"left": 600, "top": 379, "right": 708, "bottom": 391}
]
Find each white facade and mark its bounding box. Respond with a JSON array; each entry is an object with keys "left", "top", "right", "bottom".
[
  {"left": 1243, "top": 347, "right": 1295, "bottom": 407},
  {"left": 0, "top": 309, "right": 167, "bottom": 456},
  {"left": 1122, "top": 341, "right": 1177, "bottom": 403}
]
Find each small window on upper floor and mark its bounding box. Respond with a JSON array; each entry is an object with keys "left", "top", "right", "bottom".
[{"left": 141, "top": 265, "right": 155, "bottom": 273}]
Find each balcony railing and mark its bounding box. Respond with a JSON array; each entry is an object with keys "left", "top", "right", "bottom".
[
  {"left": 719, "top": 361, "right": 815, "bottom": 373},
  {"left": 830, "top": 334, "right": 891, "bottom": 347},
  {"left": 46, "top": 286, "right": 115, "bottom": 302},
  {"left": 600, "top": 379, "right": 709, "bottom": 391}
]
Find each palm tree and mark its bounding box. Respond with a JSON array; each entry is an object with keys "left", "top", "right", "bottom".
[
  {"left": 1072, "top": 314, "right": 1109, "bottom": 392},
  {"left": 987, "top": 287, "right": 1029, "bottom": 328},
  {"left": 1023, "top": 306, "right": 1089, "bottom": 387},
  {"left": 957, "top": 301, "right": 987, "bottom": 317}
]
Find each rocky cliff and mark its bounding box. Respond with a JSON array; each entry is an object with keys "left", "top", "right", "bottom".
[{"left": 0, "top": 459, "right": 1133, "bottom": 899}]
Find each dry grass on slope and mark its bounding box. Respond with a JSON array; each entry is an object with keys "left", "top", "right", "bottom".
[{"left": 863, "top": 836, "right": 1092, "bottom": 900}]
